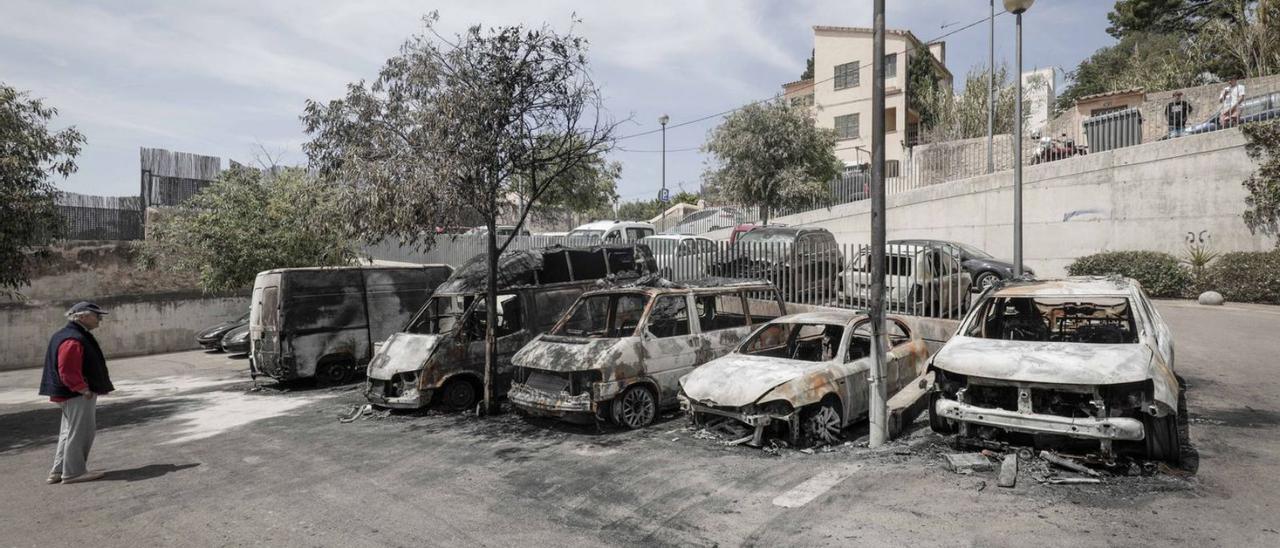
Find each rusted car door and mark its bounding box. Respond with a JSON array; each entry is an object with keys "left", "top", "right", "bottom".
[
  {"left": 462, "top": 293, "right": 526, "bottom": 386},
  {"left": 640, "top": 294, "right": 701, "bottom": 405},
  {"left": 837, "top": 325, "right": 873, "bottom": 423},
  {"left": 694, "top": 291, "right": 753, "bottom": 359}
]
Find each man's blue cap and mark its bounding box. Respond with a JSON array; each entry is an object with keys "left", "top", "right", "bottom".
[{"left": 68, "top": 302, "right": 109, "bottom": 315}]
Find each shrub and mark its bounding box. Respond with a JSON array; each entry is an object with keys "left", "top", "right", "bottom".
[
  {"left": 1067, "top": 251, "right": 1192, "bottom": 298},
  {"left": 1202, "top": 250, "right": 1280, "bottom": 304}
]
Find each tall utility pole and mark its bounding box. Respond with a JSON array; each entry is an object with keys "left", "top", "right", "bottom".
[
  {"left": 987, "top": 0, "right": 995, "bottom": 173},
  {"left": 1007, "top": 0, "right": 1034, "bottom": 276},
  {"left": 868, "top": 0, "right": 890, "bottom": 448},
  {"left": 659, "top": 114, "right": 669, "bottom": 229}
]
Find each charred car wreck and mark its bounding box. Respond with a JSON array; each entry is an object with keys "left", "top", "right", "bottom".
[
  {"left": 508, "top": 279, "right": 786, "bottom": 429},
  {"left": 364, "top": 244, "right": 657, "bottom": 411},
  {"left": 680, "top": 311, "right": 929, "bottom": 447},
  {"left": 928, "top": 277, "right": 1186, "bottom": 462}
]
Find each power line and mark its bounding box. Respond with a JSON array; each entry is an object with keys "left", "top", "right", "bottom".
[
  {"left": 617, "top": 145, "right": 702, "bottom": 153},
  {"left": 617, "top": 9, "right": 1009, "bottom": 142}
]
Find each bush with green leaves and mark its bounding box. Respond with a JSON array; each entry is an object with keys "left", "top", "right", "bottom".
[
  {"left": 1066, "top": 251, "right": 1192, "bottom": 298},
  {"left": 1202, "top": 250, "right": 1280, "bottom": 304}
]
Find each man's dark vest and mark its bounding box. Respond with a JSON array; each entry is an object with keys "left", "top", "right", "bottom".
[{"left": 38, "top": 322, "right": 114, "bottom": 398}]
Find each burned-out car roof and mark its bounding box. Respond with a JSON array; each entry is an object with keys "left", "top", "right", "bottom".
[
  {"left": 586, "top": 276, "right": 777, "bottom": 294},
  {"left": 989, "top": 276, "right": 1138, "bottom": 298}
]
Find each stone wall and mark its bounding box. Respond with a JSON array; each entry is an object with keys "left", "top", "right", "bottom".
[{"left": 0, "top": 290, "right": 249, "bottom": 371}]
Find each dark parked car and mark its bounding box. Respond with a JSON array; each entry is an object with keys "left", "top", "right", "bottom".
[
  {"left": 197, "top": 312, "right": 249, "bottom": 350},
  {"left": 888, "top": 239, "right": 1033, "bottom": 292},
  {"left": 221, "top": 323, "right": 250, "bottom": 355},
  {"left": 713, "top": 226, "right": 843, "bottom": 298}
]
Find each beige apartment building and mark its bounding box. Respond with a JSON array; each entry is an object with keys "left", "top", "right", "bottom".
[{"left": 783, "top": 26, "right": 951, "bottom": 175}]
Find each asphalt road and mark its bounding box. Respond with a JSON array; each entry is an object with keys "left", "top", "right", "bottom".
[{"left": 1, "top": 300, "right": 1278, "bottom": 547}]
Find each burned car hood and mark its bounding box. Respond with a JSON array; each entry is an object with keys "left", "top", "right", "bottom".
[
  {"left": 680, "top": 354, "right": 821, "bottom": 408},
  {"left": 931, "top": 336, "right": 1155, "bottom": 385},
  {"left": 367, "top": 332, "right": 444, "bottom": 378},
  {"left": 511, "top": 336, "right": 634, "bottom": 373}
]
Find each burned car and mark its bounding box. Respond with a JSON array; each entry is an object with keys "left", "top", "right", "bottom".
[
  {"left": 928, "top": 277, "right": 1185, "bottom": 462},
  {"left": 250, "top": 265, "right": 453, "bottom": 383},
  {"left": 508, "top": 279, "right": 786, "bottom": 428},
  {"left": 680, "top": 311, "right": 928, "bottom": 447},
  {"left": 364, "top": 244, "right": 657, "bottom": 411}
]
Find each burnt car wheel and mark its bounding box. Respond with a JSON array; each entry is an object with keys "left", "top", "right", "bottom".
[
  {"left": 1144, "top": 411, "right": 1182, "bottom": 463},
  {"left": 928, "top": 392, "right": 957, "bottom": 434},
  {"left": 612, "top": 385, "right": 656, "bottom": 429},
  {"left": 801, "top": 399, "right": 843, "bottom": 447},
  {"left": 316, "top": 360, "right": 353, "bottom": 385},
  {"left": 441, "top": 378, "right": 478, "bottom": 411}
]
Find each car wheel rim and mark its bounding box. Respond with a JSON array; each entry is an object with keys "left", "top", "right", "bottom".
[
  {"left": 620, "top": 388, "right": 655, "bottom": 428},
  {"left": 979, "top": 274, "right": 997, "bottom": 290},
  {"left": 320, "top": 364, "right": 346, "bottom": 384},
  {"left": 447, "top": 382, "right": 475, "bottom": 409},
  {"left": 807, "top": 405, "right": 842, "bottom": 445}
]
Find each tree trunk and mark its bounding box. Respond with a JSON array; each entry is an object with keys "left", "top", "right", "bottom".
[{"left": 484, "top": 220, "right": 498, "bottom": 415}]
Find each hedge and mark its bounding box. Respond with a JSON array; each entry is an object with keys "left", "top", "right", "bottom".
[
  {"left": 1066, "top": 251, "right": 1192, "bottom": 298},
  {"left": 1202, "top": 250, "right": 1280, "bottom": 304}
]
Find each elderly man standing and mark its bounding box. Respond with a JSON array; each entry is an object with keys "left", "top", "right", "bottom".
[{"left": 39, "top": 302, "right": 115, "bottom": 484}]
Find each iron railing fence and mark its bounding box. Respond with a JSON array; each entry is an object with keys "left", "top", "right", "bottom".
[{"left": 365, "top": 237, "right": 977, "bottom": 320}]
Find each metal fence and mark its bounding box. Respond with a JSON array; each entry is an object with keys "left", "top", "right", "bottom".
[
  {"left": 54, "top": 193, "right": 144, "bottom": 240},
  {"left": 365, "top": 237, "right": 976, "bottom": 320}
]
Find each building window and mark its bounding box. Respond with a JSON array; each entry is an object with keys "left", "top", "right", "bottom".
[
  {"left": 834, "top": 61, "right": 859, "bottom": 90},
  {"left": 885, "top": 107, "right": 897, "bottom": 132},
  {"left": 835, "top": 114, "right": 860, "bottom": 140},
  {"left": 884, "top": 53, "right": 897, "bottom": 79}
]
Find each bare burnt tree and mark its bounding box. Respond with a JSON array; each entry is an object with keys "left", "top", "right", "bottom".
[{"left": 303, "top": 14, "right": 618, "bottom": 412}]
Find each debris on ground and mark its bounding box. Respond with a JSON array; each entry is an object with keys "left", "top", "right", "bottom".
[
  {"left": 998, "top": 454, "right": 1018, "bottom": 488},
  {"left": 340, "top": 404, "right": 373, "bottom": 423},
  {"left": 1040, "top": 450, "right": 1102, "bottom": 477},
  {"left": 1044, "top": 477, "right": 1103, "bottom": 485},
  {"left": 944, "top": 453, "right": 994, "bottom": 474}
]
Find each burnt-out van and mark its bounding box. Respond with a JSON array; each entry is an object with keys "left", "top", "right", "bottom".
[
  {"left": 364, "top": 244, "right": 657, "bottom": 411},
  {"left": 249, "top": 265, "right": 453, "bottom": 383}
]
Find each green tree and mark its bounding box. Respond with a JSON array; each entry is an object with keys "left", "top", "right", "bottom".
[
  {"left": 142, "top": 166, "right": 355, "bottom": 292},
  {"left": 800, "top": 49, "right": 814, "bottom": 81},
  {"left": 1241, "top": 120, "right": 1280, "bottom": 247},
  {"left": 0, "top": 83, "right": 85, "bottom": 297},
  {"left": 907, "top": 44, "right": 947, "bottom": 133},
  {"left": 702, "top": 100, "right": 841, "bottom": 225},
  {"left": 615, "top": 191, "right": 699, "bottom": 221},
  {"left": 919, "top": 64, "right": 1024, "bottom": 142},
  {"left": 302, "top": 14, "right": 617, "bottom": 411}
]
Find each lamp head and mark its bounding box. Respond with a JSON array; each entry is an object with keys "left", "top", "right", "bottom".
[
  {"left": 659, "top": 114, "right": 670, "bottom": 126},
  {"left": 1003, "top": 0, "right": 1034, "bottom": 14}
]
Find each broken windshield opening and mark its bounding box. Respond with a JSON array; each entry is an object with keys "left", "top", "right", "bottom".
[
  {"left": 404, "top": 295, "right": 475, "bottom": 335},
  {"left": 965, "top": 296, "right": 1139, "bottom": 344},
  {"left": 550, "top": 293, "right": 648, "bottom": 338},
  {"left": 740, "top": 322, "right": 844, "bottom": 362}
]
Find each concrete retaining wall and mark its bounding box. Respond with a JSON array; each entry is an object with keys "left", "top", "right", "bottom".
[
  {"left": 0, "top": 291, "right": 249, "bottom": 372},
  {"left": 743, "top": 128, "right": 1274, "bottom": 277}
]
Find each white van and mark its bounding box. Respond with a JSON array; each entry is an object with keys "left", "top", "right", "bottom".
[{"left": 567, "top": 221, "right": 656, "bottom": 243}]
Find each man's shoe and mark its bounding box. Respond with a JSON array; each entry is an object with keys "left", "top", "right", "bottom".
[
  {"left": 46, "top": 473, "right": 61, "bottom": 484},
  {"left": 60, "top": 471, "right": 105, "bottom": 484}
]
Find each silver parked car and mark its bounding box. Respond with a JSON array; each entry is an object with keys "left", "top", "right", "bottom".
[
  {"left": 928, "top": 276, "right": 1185, "bottom": 462},
  {"left": 639, "top": 234, "right": 720, "bottom": 280},
  {"left": 843, "top": 244, "right": 972, "bottom": 316}
]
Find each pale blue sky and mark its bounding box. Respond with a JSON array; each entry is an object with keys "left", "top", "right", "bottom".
[{"left": 0, "top": 0, "right": 1113, "bottom": 202}]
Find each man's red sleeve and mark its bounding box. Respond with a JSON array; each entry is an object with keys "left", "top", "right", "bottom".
[{"left": 57, "top": 339, "right": 89, "bottom": 394}]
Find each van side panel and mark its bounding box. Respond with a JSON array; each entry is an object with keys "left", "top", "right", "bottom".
[
  {"left": 282, "top": 269, "right": 369, "bottom": 378},
  {"left": 363, "top": 266, "right": 451, "bottom": 348}
]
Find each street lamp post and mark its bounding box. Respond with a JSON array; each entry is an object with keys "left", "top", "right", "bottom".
[
  {"left": 987, "top": 0, "right": 995, "bottom": 174},
  {"left": 659, "top": 114, "right": 669, "bottom": 230},
  {"left": 1005, "top": 0, "right": 1034, "bottom": 277}
]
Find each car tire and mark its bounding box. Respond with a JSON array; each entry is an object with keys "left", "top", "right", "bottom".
[
  {"left": 974, "top": 271, "right": 1001, "bottom": 292},
  {"left": 441, "top": 378, "right": 479, "bottom": 411},
  {"left": 316, "top": 359, "right": 353, "bottom": 386},
  {"left": 928, "top": 392, "right": 957, "bottom": 434},
  {"left": 800, "top": 398, "right": 843, "bottom": 447},
  {"left": 612, "top": 385, "right": 657, "bottom": 429},
  {"left": 1143, "top": 410, "right": 1182, "bottom": 464}
]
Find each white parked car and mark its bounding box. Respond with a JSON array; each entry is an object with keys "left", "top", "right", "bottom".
[
  {"left": 639, "top": 235, "right": 721, "bottom": 280},
  {"left": 928, "top": 276, "right": 1185, "bottom": 463},
  {"left": 843, "top": 244, "right": 972, "bottom": 316},
  {"left": 567, "top": 220, "right": 656, "bottom": 243}
]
